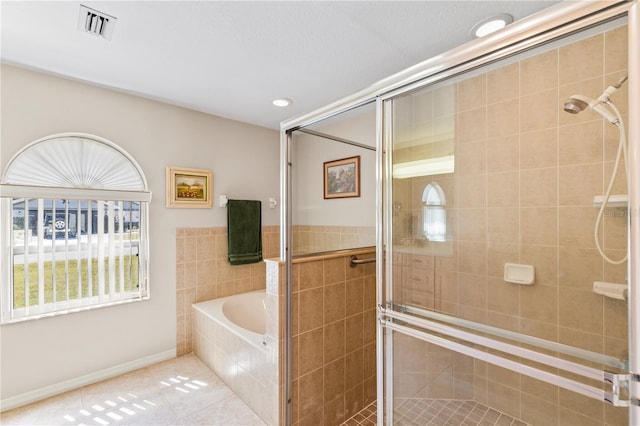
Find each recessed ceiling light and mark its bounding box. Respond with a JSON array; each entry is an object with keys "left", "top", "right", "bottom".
[
  {"left": 272, "top": 98, "right": 292, "bottom": 107},
  {"left": 470, "top": 14, "right": 513, "bottom": 38}
]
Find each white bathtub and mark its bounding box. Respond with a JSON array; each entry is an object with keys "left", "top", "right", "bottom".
[{"left": 192, "top": 290, "right": 267, "bottom": 350}]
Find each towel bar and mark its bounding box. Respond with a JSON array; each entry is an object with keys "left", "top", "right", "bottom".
[{"left": 349, "top": 255, "right": 376, "bottom": 267}]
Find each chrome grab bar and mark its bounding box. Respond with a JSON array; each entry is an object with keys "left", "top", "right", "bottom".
[{"left": 349, "top": 255, "right": 376, "bottom": 267}]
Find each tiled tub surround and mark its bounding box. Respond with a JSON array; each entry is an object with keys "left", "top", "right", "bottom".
[
  {"left": 176, "top": 226, "right": 280, "bottom": 356},
  {"left": 266, "top": 247, "right": 377, "bottom": 426},
  {"left": 391, "top": 25, "right": 629, "bottom": 426},
  {"left": 192, "top": 291, "right": 278, "bottom": 425}
]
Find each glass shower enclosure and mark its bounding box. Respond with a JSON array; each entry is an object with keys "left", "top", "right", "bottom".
[
  {"left": 381, "top": 17, "right": 631, "bottom": 426},
  {"left": 281, "top": 2, "right": 639, "bottom": 425}
]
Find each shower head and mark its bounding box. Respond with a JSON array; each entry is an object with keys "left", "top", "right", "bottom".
[
  {"left": 563, "top": 94, "right": 618, "bottom": 124},
  {"left": 563, "top": 75, "right": 627, "bottom": 125},
  {"left": 563, "top": 96, "right": 589, "bottom": 114}
]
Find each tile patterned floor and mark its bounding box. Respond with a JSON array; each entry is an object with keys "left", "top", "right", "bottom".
[
  {"left": 341, "top": 399, "right": 530, "bottom": 426},
  {"left": 2, "top": 354, "right": 531, "bottom": 426},
  {"left": 341, "top": 401, "right": 377, "bottom": 426},
  {"left": 0, "top": 354, "right": 265, "bottom": 426}
]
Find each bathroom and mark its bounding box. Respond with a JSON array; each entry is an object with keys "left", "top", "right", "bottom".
[{"left": 1, "top": 2, "right": 639, "bottom": 426}]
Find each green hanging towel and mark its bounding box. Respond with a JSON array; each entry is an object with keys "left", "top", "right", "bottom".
[{"left": 227, "top": 199, "right": 262, "bottom": 265}]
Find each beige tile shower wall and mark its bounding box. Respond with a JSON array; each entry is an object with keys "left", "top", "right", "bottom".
[
  {"left": 176, "top": 226, "right": 280, "bottom": 356},
  {"left": 292, "top": 225, "right": 375, "bottom": 255},
  {"left": 395, "top": 25, "right": 628, "bottom": 426},
  {"left": 285, "top": 249, "right": 377, "bottom": 426}
]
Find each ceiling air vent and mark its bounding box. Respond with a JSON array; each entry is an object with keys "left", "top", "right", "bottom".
[{"left": 77, "top": 5, "right": 116, "bottom": 40}]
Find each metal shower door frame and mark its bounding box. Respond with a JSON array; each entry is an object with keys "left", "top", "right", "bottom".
[{"left": 626, "top": 2, "right": 639, "bottom": 424}]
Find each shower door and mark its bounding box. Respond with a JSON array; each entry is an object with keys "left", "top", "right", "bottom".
[{"left": 378, "top": 13, "right": 636, "bottom": 426}]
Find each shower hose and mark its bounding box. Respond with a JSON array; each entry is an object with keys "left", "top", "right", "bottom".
[{"left": 594, "top": 99, "right": 628, "bottom": 265}]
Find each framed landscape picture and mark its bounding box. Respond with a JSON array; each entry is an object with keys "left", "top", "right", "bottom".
[
  {"left": 323, "top": 156, "right": 360, "bottom": 199},
  {"left": 166, "top": 166, "right": 213, "bottom": 208}
]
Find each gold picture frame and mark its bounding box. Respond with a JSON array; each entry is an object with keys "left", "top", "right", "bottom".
[
  {"left": 323, "top": 156, "right": 361, "bottom": 199},
  {"left": 166, "top": 167, "right": 213, "bottom": 208}
]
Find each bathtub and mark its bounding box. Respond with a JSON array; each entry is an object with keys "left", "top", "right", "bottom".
[
  {"left": 192, "top": 290, "right": 276, "bottom": 424},
  {"left": 192, "top": 290, "right": 266, "bottom": 349}
]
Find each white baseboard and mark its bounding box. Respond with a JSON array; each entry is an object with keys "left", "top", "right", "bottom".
[{"left": 0, "top": 348, "right": 176, "bottom": 412}]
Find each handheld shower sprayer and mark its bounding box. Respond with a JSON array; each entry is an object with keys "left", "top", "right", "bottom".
[
  {"left": 562, "top": 75, "right": 629, "bottom": 265},
  {"left": 563, "top": 94, "right": 619, "bottom": 124},
  {"left": 563, "top": 75, "right": 628, "bottom": 124}
]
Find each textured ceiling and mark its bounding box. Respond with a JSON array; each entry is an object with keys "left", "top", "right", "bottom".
[{"left": 1, "top": 1, "right": 561, "bottom": 129}]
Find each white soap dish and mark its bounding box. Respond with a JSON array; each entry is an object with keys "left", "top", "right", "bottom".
[
  {"left": 504, "top": 263, "right": 535, "bottom": 285},
  {"left": 593, "top": 281, "right": 627, "bottom": 301}
]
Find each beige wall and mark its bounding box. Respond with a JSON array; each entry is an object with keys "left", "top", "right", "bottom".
[
  {"left": 0, "top": 64, "right": 279, "bottom": 406},
  {"left": 291, "top": 105, "right": 376, "bottom": 235},
  {"left": 391, "top": 24, "right": 628, "bottom": 426}
]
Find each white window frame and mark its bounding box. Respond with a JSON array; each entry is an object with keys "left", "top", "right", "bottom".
[{"left": 0, "top": 133, "right": 151, "bottom": 324}]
